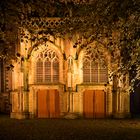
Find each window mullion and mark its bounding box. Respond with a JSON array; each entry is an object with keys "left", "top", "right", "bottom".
[
  {"left": 43, "top": 60, "right": 44, "bottom": 83},
  {"left": 51, "top": 61, "right": 53, "bottom": 82},
  {"left": 90, "top": 61, "right": 91, "bottom": 83},
  {"left": 35, "top": 62, "right": 37, "bottom": 83},
  {"left": 98, "top": 62, "right": 100, "bottom": 83}
]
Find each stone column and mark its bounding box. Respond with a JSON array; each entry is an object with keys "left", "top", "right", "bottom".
[
  {"left": 112, "top": 74, "right": 123, "bottom": 118},
  {"left": 113, "top": 88, "right": 124, "bottom": 118},
  {"left": 106, "top": 86, "right": 112, "bottom": 117},
  {"left": 22, "top": 58, "right": 29, "bottom": 118},
  {"left": 113, "top": 74, "right": 130, "bottom": 118}
]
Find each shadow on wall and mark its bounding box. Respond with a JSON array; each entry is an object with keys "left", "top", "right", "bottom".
[
  {"left": 130, "top": 81, "right": 140, "bottom": 116},
  {"left": 0, "top": 93, "right": 11, "bottom": 114}
]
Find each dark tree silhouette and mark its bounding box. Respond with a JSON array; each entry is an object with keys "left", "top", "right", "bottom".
[{"left": 0, "top": 0, "right": 140, "bottom": 88}]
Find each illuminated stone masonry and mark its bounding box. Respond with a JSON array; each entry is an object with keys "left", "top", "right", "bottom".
[{"left": 10, "top": 18, "right": 130, "bottom": 119}]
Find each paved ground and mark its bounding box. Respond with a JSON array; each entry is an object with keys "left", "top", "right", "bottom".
[{"left": 0, "top": 115, "right": 140, "bottom": 140}]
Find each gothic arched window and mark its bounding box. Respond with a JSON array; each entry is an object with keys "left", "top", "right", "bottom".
[
  {"left": 83, "top": 47, "right": 108, "bottom": 83},
  {"left": 36, "top": 49, "right": 59, "bottom": 83},
  {"left": 36, "top": 59, "right": 43, "bottom": 83}
]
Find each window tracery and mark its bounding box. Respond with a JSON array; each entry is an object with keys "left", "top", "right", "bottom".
[
  {"left": 35, "top": 48, "right": 59, "bottom": 83},
  {"left": 83, "top": 46, "right": 108, "bottom": 83}
]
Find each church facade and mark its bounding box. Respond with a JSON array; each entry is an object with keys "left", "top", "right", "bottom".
[{"left": 9, "top": 18, "right": 130, "bottom": 119}]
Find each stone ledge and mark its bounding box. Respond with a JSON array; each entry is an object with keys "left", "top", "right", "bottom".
[
  {"left": 10, "top": 112, "right": 29, "bottom": 119},
  {"left": 63, "top": 113, "right": 81, "bottom": 119},
  {"left": 113, "top": 112, "right": 131, "bottom": 119}
]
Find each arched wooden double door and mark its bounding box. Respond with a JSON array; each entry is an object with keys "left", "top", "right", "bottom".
[
  {"left": 83, "top": 90, "right": 106, "bottom": 118},
  {"left": 37, "top": 89, "right": 60, "bottom": 118}
]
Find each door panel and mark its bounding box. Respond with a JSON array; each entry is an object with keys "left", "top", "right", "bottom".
[
  {"left": 46, "top": 90, "right": 50, "bottom": 117},
  {"left": 38, "top": 90, "right": 48, "bottom": 118},
  {"left": 94, "top": 90, "right": 105, "bottom": 118},
  {"left": 55, "top": 90, "right": 60, "bottom": 118},
  {"left": 37, "top": 89, "right": 60, "bottom": 118},
  {"left": 49, "top": 89, "right": 56, "bottom": 118},
  {"left": 83, "top": 90, "right": 94, "bottom": 118},
  {"left": 83, "top": 90, "right": 105, "bottom": 118}
]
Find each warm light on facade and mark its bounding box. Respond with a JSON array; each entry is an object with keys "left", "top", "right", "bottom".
[{"left": 7, "top": 19, "right": 130, "bottom": 119}]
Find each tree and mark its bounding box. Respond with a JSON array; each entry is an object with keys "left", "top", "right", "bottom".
[{"left": 0, "top": 0, "right": 140, "bottom": 88}]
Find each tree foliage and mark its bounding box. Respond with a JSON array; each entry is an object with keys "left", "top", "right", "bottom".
[{"left": 0, "top": 0, "right": 140, "bottom": 88}]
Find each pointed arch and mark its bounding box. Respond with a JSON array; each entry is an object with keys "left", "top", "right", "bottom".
[
  {"left": 28, "top": 40, "right": 63, "bottom": 60},
  {"left": 78, "top": 42, "right": 110, "bottom": 84},
  {"left": 83, "top": 45, "right": 108, "bottom": 83},
  {"left": 30, "top": 42, "right": 63, "bottom": 84}
]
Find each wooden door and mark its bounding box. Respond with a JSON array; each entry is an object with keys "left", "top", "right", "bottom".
[
  {"left": 49, "top": 89, "right": 60, "bottom": 118},
  {"left": 83, "top": 90, "right": 94, "bottom": 118},
  {"left": 37, "top": 90, "right": 48, "bottom": 118},
  {"left": 37, "top": 89, "right": 60, "bottom": 118},
  {"left": 83, "top": 90, "right": 105, "bottom": 118},
  {"left": 94, "top": 90, "right": 105, "bottom": 118}
]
